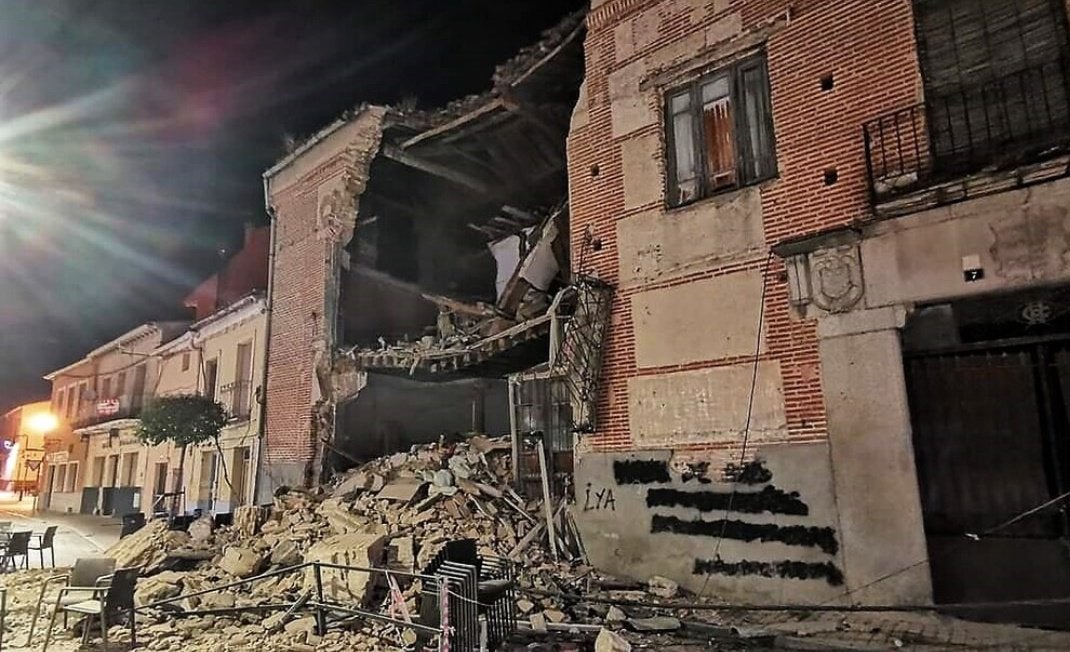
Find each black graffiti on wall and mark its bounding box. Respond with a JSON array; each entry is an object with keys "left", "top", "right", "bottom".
[
  {"left": 583, "top": 484, "right": 617, "bottom": 511},
  {"left": 600, "top": 455, "right": 845, "bottom": 586},
  {"left": 651, "top": 515, "right": 839, "bottom": 555},
  {"left": 646, "top": 486, "right": 809, "bottom": 516},
  {"left": 613, "top": 459, "right": 671, "bottom": 485},
  {"left": 693, "top": 557, "right": 845, "bottom": 586},
  {"left": 723, "top": 459, "right": 773, "bottom": 485}
]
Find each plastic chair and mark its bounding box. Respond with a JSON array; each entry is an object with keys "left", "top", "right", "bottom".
[
  {"left": 41, "top": 566, "right": 140, "bottom": 652},
  {"left": 1, "top": 531, "right": 31, "bottom": 571},
  {"left": 27, "top": 556, "right": 116, "bottom": 645},
  {"left": 29, "top": 525, "right": 58, "bottom": 568}
]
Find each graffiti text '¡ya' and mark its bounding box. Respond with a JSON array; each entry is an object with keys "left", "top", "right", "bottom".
[{"left": 583, "top": 484, "right": 617, "bottom": 511}]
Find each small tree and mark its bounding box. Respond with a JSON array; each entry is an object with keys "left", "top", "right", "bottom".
[{"left": 138, "top": 395, "right": 228, "bottom": 516}]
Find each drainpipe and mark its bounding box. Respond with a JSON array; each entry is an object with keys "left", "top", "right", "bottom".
[{"left": 251, "top": 174, "right": 278, "bottom": 505}]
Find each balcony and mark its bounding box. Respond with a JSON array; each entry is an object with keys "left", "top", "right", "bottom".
[
  {"left": 864, "top": 59, "right": 1070, "bottom": 217},
  {"left": 218, "top": 380, "right": 253, "bottom": 422},
  {"left": 69, "top": 394, "right": 148, "bottom": 430}
]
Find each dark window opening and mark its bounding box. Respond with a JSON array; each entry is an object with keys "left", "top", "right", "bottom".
[
  {"left": 130, "top": 365, "right": 147, "bottom": 411},
  {"left": 665, "top": 53, "right": 777, "bottom": 207},
  {"left": 203, "top": 360, "right": 218, "bottom": 402}
]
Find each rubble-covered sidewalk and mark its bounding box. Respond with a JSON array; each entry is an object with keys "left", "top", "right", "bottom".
[{"left": 2, "top": 435, "right": 1069, "bottom": 651}]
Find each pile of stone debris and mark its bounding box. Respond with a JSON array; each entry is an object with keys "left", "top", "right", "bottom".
[{"left": 97, "top": 434, "right": 605, "bottom": 650}]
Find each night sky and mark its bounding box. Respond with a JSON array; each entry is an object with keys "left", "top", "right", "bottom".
[{"left": 0, "top": 0, "right": 586, "bottom": 411}]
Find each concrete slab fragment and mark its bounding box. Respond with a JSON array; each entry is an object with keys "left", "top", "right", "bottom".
[{"left": 377, "top": 480, "right": 426, "bottom": 503}]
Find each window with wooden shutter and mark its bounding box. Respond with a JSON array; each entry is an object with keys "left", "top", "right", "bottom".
[
  {"left": 913, "top": 0, "right": 1070, "bottom": 170},
  {"left": 701, "top": 75, "right": 737, "bottom": 191},
  {"left": 665, "top": 53, "right": 777, "bottom": 207}
]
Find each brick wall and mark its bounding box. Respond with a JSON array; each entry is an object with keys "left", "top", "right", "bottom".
[
  {"left": 263, "top": 109, "right": 385, "bottom": 486},
  {"left": 568, "top": 0, "right": 922, "bottom": 455}
]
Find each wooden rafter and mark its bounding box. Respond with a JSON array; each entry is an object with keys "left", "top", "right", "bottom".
[
  {"left": 399, "top": 98, "right": 507, "bottom": 149},
  {"left": 381, "top": 144, "right": 490, "bottom": 195}
]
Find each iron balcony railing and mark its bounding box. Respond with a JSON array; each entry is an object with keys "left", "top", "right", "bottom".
[
  {"left": 864, "top": 58, "right": 1070, "bottom": 204},
  {"left": 219, "top": 379, "right": 253, "bottom": 421},
  {"left": 69, "top": 394, "right": 148, "bottom": 429}
]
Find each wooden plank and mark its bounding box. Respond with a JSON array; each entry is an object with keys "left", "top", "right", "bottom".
[
  {"left": 399, "top": 98, "right": 507, "bottom": 149},
  {"left": 509, "top": 21, "right": 585, "bottom": 88},
  {"left": 508, "top": 521, "right": 545, "bottom": 560},
  {"left": 380, "top": 144, "right": 490, "bottom": 195},
  {"left": 501, "top": 205, "right": 540, "bottom": 224},
  {"left": 537, "top": 437, "right": 558, "bottom": 561}
]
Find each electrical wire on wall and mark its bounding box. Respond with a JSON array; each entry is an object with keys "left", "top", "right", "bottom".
[{"left": 699, "top": 250, "right": 774, "bottom": 599}]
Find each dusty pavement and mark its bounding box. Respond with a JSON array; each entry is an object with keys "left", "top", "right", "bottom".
[{"left": 0, "top": 493, "right": 121, "bottom": 565}]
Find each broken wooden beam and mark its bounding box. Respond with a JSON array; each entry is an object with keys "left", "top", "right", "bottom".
[{"left": 381, "top": 144, "right": 490, "bottom": 194}]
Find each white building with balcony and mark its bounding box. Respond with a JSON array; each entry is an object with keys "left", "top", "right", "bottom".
[{"left": 154, "top": 293, "right": 267, "bottom": 515}]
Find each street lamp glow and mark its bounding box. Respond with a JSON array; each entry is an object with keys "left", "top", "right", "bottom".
[{"left": 25, "top": 412, "right": 58, "bottom": 434}]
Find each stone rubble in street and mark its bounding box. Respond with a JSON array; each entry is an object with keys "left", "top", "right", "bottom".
[{"left": 0, "top": 435, "right": 603, "bottom": 651}]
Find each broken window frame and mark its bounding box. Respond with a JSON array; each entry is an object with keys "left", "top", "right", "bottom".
[{"left": 664, "top": 52, "right": 778, "bottom": 207}]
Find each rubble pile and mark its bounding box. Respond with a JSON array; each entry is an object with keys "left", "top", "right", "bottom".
[{"left": 83, "top": 434, "right": 591, "bottom": 651}]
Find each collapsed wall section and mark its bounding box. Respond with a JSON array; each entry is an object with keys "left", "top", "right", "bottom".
[
  {"left": 262, "top": 108, "right": 387, "bottom": 498},
  {"left": 333, "top": 375, "right": 509, "bottom": 464}
]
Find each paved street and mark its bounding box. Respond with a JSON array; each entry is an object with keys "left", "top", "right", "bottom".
[{"left": 0, "top": 494, "right": 119, "bottom": 568}]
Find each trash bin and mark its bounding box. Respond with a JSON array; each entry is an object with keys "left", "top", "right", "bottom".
[
  {"left": 120, "top": 512, "right": 146, "bottom": 538},
  {"left": 168, "top": 514, "right": 195, "bottom": 531}
]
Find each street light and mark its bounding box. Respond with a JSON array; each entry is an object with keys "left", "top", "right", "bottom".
[
  {"left": 25, "top": 412, "right": 58, "bottom": 435},
  {"left": 21, "top": 411, "right": 57, "bottom": 503}
]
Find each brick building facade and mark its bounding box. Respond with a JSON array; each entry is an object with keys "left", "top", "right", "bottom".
[
  {"left": 569, "top": 0, "right": 1070, "bottom": 617},
  {"left": 261, "top": 110, "right": 386, "bottom": 496}
]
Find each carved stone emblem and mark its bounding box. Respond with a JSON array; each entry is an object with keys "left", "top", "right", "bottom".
[
  {"left": 1020, "top": 300, "right": 1054, "bottom": 325},
  {"left": 809, "top": 245, "right": 864, "bottom": 313}
]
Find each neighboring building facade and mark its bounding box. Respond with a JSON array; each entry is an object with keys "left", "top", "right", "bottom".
[
  {"left": 41, "top": 322, "right": 187, "bottom": 516},
  {"left": 39, "top": 227, "right": 270, "bottom": 518},
  {"left": 0, "top": 401, "right": 56, "bottom": 495},
  {"left": 155, "top": 294, "right": 267, "bottom": 514},
  {"left": 567, "top": 0, "right": 1070, "bottom": 618}
]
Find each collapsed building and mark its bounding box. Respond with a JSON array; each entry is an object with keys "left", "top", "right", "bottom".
[{"left": 259, "top": 11, "right": 609, "bottom": 500}]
